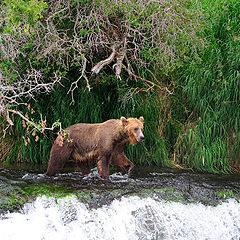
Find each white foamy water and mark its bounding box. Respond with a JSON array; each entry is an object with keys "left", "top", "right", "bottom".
[{"left": 0, "top": 196, "right": 240, "bottom": 240}]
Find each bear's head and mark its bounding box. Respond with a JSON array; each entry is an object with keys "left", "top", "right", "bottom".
[{"left": 121, "top": 116, "right": 144, "bottom": 145}]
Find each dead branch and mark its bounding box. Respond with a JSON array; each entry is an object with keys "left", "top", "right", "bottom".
[
  {"left": 67, "top": 56, "right": 89, "bottom": 105},
  {"left": 113, "top": 51, "right": 125, "bottom": 79},
  {"left": 5, "top": 109, "right": 62, "bottom": 135},
  {"left": 91, "top": 46, "right": 116, "bottom": 74},
  {"left": 122, "top": 64, "right": 173, "bottom": 95}
]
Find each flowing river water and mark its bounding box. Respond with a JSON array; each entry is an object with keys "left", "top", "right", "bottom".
[{"left": 0, "top": 166, "right": 240, "bottom": 240}]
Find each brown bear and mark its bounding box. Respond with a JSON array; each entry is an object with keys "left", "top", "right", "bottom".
[{"left": 46, "top": 116, "right": 144, "bottom": 178}]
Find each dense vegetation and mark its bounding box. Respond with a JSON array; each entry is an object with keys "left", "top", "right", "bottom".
[{"left": 0, "top": 0, "right": 239, "bottom": 173}]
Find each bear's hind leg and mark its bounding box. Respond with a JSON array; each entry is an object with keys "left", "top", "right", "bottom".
[{"left": 46, "top": 141, "right": 73, "bottom": 176}]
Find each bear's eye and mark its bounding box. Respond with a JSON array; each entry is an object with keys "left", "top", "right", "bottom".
[{"left": 134, "top": 127, "right": 139, "bottom": 132}]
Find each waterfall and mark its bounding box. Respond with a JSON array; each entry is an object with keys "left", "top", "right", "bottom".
[{"left": 1, "top": 195, "right": 240, "bottom": 240}]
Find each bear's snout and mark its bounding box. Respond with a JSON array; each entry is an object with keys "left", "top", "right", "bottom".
[
  {"left": 139, "top": 135, "right": 144, "bottom": 142},
  {"left": 136, "top": 133, "right": 144, "bottom": 142}
]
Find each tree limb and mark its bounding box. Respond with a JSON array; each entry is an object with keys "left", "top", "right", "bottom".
[{"left": 91, "top": 46, "right": 116, "bottom": 74}]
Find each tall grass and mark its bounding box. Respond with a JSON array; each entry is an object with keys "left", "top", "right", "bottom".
[{"left": 175, "top": 0, "right": 240, "bottom": 173}]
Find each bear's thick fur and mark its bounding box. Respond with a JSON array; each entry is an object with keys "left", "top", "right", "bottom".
[{"left": 46, "top": 117, "right": 144, "bottom": 178}]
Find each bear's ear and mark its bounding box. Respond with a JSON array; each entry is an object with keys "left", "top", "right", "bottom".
[
  {"left": 139, "top": 116, "right": 144, "bottom": 123},
  {"left": 120, "top": 116, "right": 128, "bottom": 127}
]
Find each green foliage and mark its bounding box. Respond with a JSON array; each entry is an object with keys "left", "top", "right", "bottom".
[
  {"left": 175, "top": 0, "right": 240, "bottom": 173},
  {"left": 2, "top": 0, "right": 47, "bottom": 32}
]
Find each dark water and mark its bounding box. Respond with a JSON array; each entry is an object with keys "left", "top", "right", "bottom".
[{"left": 1, "top": 166, "right": 240, "bottom": 239}]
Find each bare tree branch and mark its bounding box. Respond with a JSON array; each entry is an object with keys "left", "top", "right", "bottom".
[
  {"left": 91, "top": 46, "right": 116, "bottom": 74},
  {"left": 67, "top": 56, "right": 90, "bottom": 105},
  {"left": 6, "top": 109, "right": 62, "bottom": 133}
]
